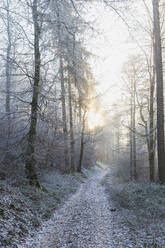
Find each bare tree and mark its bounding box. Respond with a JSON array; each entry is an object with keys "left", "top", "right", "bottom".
[
  {"left": 68, "top": 71, "right": 75, "bottom": 172},
  {"left": 25, "top": 0, "right": 41, "bottom": 187},
  {"left": 124, "top": 58, "right": 138, "bottom": 180},
  {"left": 152, "top": 0, "right": 165, "bottom": 182},
  {"left": 77, "top": 110, "right": 86, "bottom": 173},
  {"left": 5, "top": 0, "right": 12, "bottom": 157}
]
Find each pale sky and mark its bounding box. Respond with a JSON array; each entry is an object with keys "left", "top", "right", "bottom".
[{"left": 85, "top": 1, "right": 147, "bottom": 108}]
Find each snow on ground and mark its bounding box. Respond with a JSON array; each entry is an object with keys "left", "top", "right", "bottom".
[
  {"left": 19, "top": 167, "right": 115, "bottom": 248},
  {"left": 20, "top": 164, "right": 140, "bottom": 248},
  {"left": 0, "top": 170, "right": 85, "bottom": 248},
  {"left": 17, "top": 164, "right": 165, "bottom": 248},
  {"left": 103, "top": 165, "right": 165, "bottom": 248}
]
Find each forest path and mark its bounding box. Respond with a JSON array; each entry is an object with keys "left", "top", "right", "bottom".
[{"left": 25, "top": 167, "right": 115, "bottom": 248}]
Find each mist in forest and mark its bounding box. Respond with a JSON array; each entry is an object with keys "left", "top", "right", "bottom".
[{"left": 0, "top": 0, "right": 165, "bottom": 247}]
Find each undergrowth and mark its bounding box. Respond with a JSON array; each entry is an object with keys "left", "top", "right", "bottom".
[
  {"left": 0, "top": 169, "right": 85, "bottom": 248},
  {"left": 103, "top": 167, "right": 165, "bottom": 248}
]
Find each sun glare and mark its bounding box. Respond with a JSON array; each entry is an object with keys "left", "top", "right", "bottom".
[{"left": 87, "top": 109, "right": 104, "bottom": 130}]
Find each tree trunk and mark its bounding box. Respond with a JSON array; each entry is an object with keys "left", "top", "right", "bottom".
[
  {"left": 57, "top": 8, "right": 69, "bottom": 172},
  {"left": 152, "top": 0, "right": 165, "bottom": 182},
  {"left": 149, "top": 42, "right": 156, "bottom": 182},
  {"left": 130, "top": 94, "right": 133, "bottom": 180},
  {"left": 5, "top": 0, "right": 12, "bottom": 157},
  {"left": 25, "top": 0, "right": 40, "bottom": 187},
  {"left": 68, "top": 73, "right": 75, "bottom": 172},
  {"left": 77, "top": 111, "right": 85, "bottom": 173},
  {"left": 59, "top": 56, "right": 69, "bottom": 171},
  {"left": 130, "top": 65, "right": 137, "bottom": 181},
  {"left": 132, "top": 74, "right": 137, "bottom": 180}
]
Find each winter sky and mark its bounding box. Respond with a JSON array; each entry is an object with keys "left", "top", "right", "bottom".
[{"left": 85, "top": 1, "right": 147, "bottom": 108}]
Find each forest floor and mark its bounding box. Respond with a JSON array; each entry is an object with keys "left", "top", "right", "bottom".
[
  {"left": 0, "top": 168, "right": 86, "bottom": 248},
  {"left": 1, "top": 164, "right": 165, "bottom": 248},
  {"left": 19, "top": 164, "right": 115, "bottom": 248},
  {"left": 103, "top": 165, "right": 165, "bottom": 248},
  {"left": 20, "top": 164, "right": 165, "bottom": 248}
]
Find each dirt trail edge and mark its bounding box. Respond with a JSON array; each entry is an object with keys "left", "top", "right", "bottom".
[{"left": 20, "top": 169, "right": 116, "bottom": 248}]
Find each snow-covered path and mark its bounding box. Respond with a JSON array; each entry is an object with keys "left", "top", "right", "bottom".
[{"left": 24, "top": 170, "right": 115, "bottom": 248}]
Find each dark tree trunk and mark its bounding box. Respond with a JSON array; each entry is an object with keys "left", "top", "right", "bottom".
[
  {"left": 56, "top": 7, "right": 69, "bottom": 172},
  {"left": 77, "top": 112, "right": 85, "bottom": 173},
  {"left": 152, "top": 0, "right": 165, "bottom": 182},
  {"left": 5, "top": 0, "right": 12, "bottom": 156},
  {"left": 25, "top": 0, "right": 40, "bottom": 187}
]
